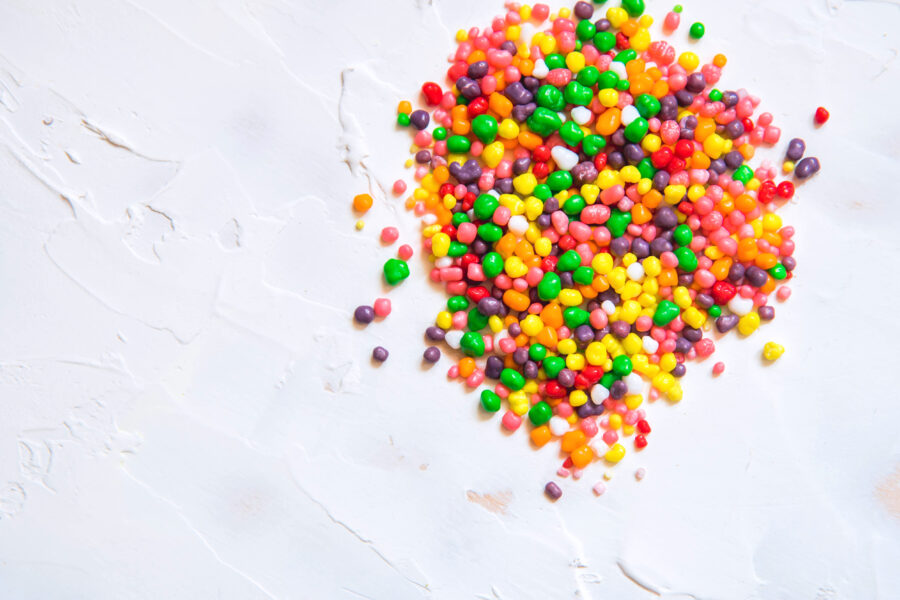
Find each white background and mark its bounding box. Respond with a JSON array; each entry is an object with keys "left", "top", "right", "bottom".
[{"left": 0, "top": 0, "right": 898, "bottom": 598}]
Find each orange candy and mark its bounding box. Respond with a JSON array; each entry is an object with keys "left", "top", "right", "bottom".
[
  {"left": 458, "top": 357, "right": 476, "bottom": 378},
  {"left": 570, "top": 445, "right": 595, "bottom": 469},
  {"left": 503, "top": 289, "right": 530, "bottom": 312},
  {"left": 531, "top": 425, "right": 553, "bottom": 447},
  {"left": 561, "top": 430, "right": 587, "bottom": 452},
  {"left": 353, "top": 193, "right": 373, "bottom": 213}
]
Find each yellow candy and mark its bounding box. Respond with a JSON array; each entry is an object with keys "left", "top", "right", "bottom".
[
  {"left": 607, "top": 267, "right": 627, "bottom": 291},
  {"left": 762, "top": 213, "right": 783, "bottom": 231},
  {"left": 598, "top": 88, "right": 619, "bottom": 108},
  {"left": 659, "top": 352, "right": 677, "bottom": 373},
  {"left": 621, "top": 253, "right": 637, "bottom": 267},
  {"left": 609, "top": 413, "right": 622, "bottom": 430},
  {"left": 664, "top": 184, "right": 687, "bottom": 204},
  {"left": 504, "top": 256, "right": 528, "bottom": 278},
  {"left": 557, "top": 338, "right": 577, "bottom": 355},
  {"left": 620, "top": 165, "right": 641, "bottom": 183},
  {"left": 488, "top": 315, "right": 504, "bottom": 333},
  {"left": 678, "top": 51, "right": 700, "bottom": 71},
  {"left": 681, "top": 306, "right": 706, "bottom": 329},
  {"left": 436, "top": 311, "right": 452, "bottom": 330},
  {"left": 622, "top": 333, "right": 643, "bottom": 355},
  {"left": 596, "top": 169, "right": 621, "bottom": 190},
  {"left": 606, "top": 7, "right": 628, "bottom": 27},
  {"left": 422, "top": 224, "right": 441, "bottom": 238},
  {"left": 643, "top": 256, "right": 661, "bottom": 277},
  {"left": 558, "top": 289, "right": 583, "bottom": 306},
  {"left": 763, "top": 341, "right": 785, "bottom": 361},
  {"left": 506, "top": 24, "right": 521, "bottom": 41},
  {"left": 625, "top": 394, "right": 643, "bottom": 410},
  {"left": 738, "top": 312, "right": 761, "bottom": 336},
  {"left": 482, "top": 141, "right": 505, "bottom": 168},
  {"left": 703, "top": 133, "right": 726, "bottom": 159},
  {"left": 431, "top": 232, "right": 451, "bottom": 257},
  {"left": 585, "top": 342, "right": 608, "bottom": 365},
  {"left": 498, "top": 118, "right": 520, "bottom": 140},
  {"left": 783, "top": 160, "right": 795, "bottom": 173},
  {"left": 520, "top": 314, "right": 543, "bottom": 337},
  {"left": 620, "top": 300, "right": 642, "bottom": 323},
  {"left": 673, "top": 286, "right": 692, "bottom": 309},
  {"left": 630, "top": 28, "right": 651, "bottom": 52},
  {"left": 355, "top": 220, "right": 365, "bottom": 230},
  {"left": 565, "top": 51, "right": 586, "bottom": 72},
  {"left": 592, "top": 253, "right": 614, "bottom": 274},
  {"left": 566, "top": 353, "right": 586, "bottom": 371},
  {"left": 641, "top": 134, "right": 662, "bottom": 153},
  {"left": 605, "top": 443, "right": 626, "bottom": 463},
  {"left": 569, "top": 389, "right": 588, "bottom": 407},
  {"left": 667, "top": 383, "right": 683, "bottom": 402},
  {"left": 581, "top": 184, "right": 600, "bottom": 204},
  {"left": 513, "top": 173, "right": 537, "bottom": 196},
  {"left": 620, "top": 281, "right": 642, "bottom": 301},
  {"left": 652, "top": 372, "right": 675, "bottom": 392}
]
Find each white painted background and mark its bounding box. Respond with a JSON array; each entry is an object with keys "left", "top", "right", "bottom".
[{"left": 0, "top": 0, "right": 898, "bottom": 598}]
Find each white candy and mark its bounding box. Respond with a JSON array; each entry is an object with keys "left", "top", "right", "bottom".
[
  {"left": 642, "top": 335, "right": 660, "bottom": 354},
  {"left": 626, "top": 262, "right": 645, "bottom": 281},
  {"left": 532, "top": 59, "right": 549, "bottom": 79},
  {"left": 557, "top": 111, "right": 567, "bottom": 123},
  {"left": 621, "top": 105, "right": 640, "bottom": 126},
  {"left": 601, "top": 300, "right": 616, "bottom": 315},
  {"left": 549, "top": 416, "right": 570, "bottom": 437},
  {"left": 571, "top": 106, "right": 592, "bottom": 125},
  {"left": 507, "top": 215, "right": 529, "bottom": 236},
  {"left": 493, "top": 330, "right": 510, "bottom": 351},
  {"left": 551, "top": 145, "right": 579, "bottom": 171},
  {"left": 728, "top": 295, "right": 755, "bottom": 316},
  {"left": 444, "top": 330, "right": 463, "bottom": 349},
  {"left": 422, "top": 213, "right": 438, "bottom": 225},
  {"left": 609, "top": 61, "right": 627, "bottom": 79},
  {"left": 434, "top": 257, "right": 453, "bottom": 269},
  {"left": 624, "top": 373, "right": 644, "bottom": 395},
  {"left": 591, "top": 384, "right": 610, "bottom": 404}
]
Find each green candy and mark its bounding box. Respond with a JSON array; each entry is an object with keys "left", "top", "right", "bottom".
[
  {"left": 622, "top": 0, "right": 645, "bottom": 17},
  {"left": 673, "top": 224, "right": 693, "bottom": 246},
  {"left": 732, "top": 164, "right": 754, "bottom": 183},
  {"left": 563, "top": 194, "right": 586, "bottom": 217},
  {"left": 528, "top": 401, "right": 553, "bottom": 426},
  {"left": 559, "top": 121, "right": 585, "bottom": 146},
  {"left": 593, "top": 31, "right": 616, "bottom": 53},
  {"left": 544, "top": 53, "right": 566, "bottom": 70},
  {"left": 448, "top": 241, "right": 467, "bottom": 257},
  {"left": 383, "top": 259, "right": 409, "bottom": 285},
  {"left": 597, "top": 70, "right": 619, "bottom": 89},
  {"left": 473, "top": 194, "right": 499, "bottom": 219},
  {"left": 447, "top": 295, "right": 469, "bottom": 311},
  {"left": 481, "top": 252, "right": 503, "bottom": 278},
  {"left": 397, "top": 113, "right": 410, "bottom": 127},
  {"left": 460, "top": 331, "right": 485, "bottom": 357},
  {"left": 582, "top": 134, "right": 606, "bottom": 156},
  {"left": 708, "top": 305, "right": 722, "bottom": 318},
  {"left": 477, "top": 223, "right": 503, "bottom": 242},
  {"left": 612, "top": 355, "right": 633, "bottom": 376},
  {"left": 471, "top": 114, "right": 498, "bottom": 144},
  {"left": 542, "top": 356, "right": 565, "bottom": 379},
  {"left": 557, "top": 249, "right": 582, "bottom": 272},
  {"left": 573, "top": 266, "right": 595, "bottom": 285},
  {"left": 547, "top": 170, "right": 573, "bottom": 192},
  {"left": 563, "top": 307, "right": 590, "bottom": 329},
  {"left": 613, "top": 49, "right": 638, "bottom": 64},
  {"left": 529, "top": 343, "right": 547, "bottom": 362},
  {"left": 432, "top": 127, "right": 447, "bottom": 141},
  {"left": 689, "top": 22, "right": 705, "bottom": 39},
  {"left": 536, "top": 85, "right": 565, "bottom": 111},
  {"left": 653, "top": 300, "right": 680, "bottom": 327},
  {"left": 615, "top": 78, "right": 631, "bottom": 91},
  {"left": 576, "top": 19, "right": 596, "bottom": 40},
  {"left": 635, "top": 93, "right": 661, "bottom": 118},
  {"left": 527, "top": 107, "right": 563, "bottom": 136},
  {"left": 675, "top": 246, "right": 698, "bottom": 271},
  {"left": 564, "top": 81, "right": 593, "bottom": 106},
  {"left": 533, "top": 184, "right": 552, "bottom": 200},
  {"left": 624, "top": 117, "right": 649, "bottom": 143},
  {"left": 576, "top": 65, "right": 600, "bottom": 87},
  {"left": 467, "top": 308, "right": 489, "bottom": 332},
  {"left": 769, "top": 264, "right": 787, "bottom": 280},
  {"left": 501, "top": 368, "right": 525, "bottom": 391},
  {"left": 708, "top": 89, "right": 722, "bottom": 102},
  {"left": 480, "top": 389, "right": 501, "bottom": 412},
  {"left": 451, "top": 212, "right": 469, "bottom": 226},
  {"left": 607, "top": 209, "right": 632, "bottom": 238},
  {"left": 537, "top": 272, "right": 561, "bottom": 301},
  {"left": 637, "top": 158, "right": 657, "bottom": 180},
  {"left": 599, "top": 372, "right": 618, "bottom": 389},
  {"left": 446, "top": 135, "right": 471, "bottom": 153}
]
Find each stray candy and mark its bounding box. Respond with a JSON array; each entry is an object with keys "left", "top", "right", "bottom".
[
  {"left": 373, "top": 298, "right": 392, "bottom": 317},
  {"left": 383, "top": 258, "right": 410, "bottom": 285},
  {"left": 544, "top": 481, "right": 562, "bottom": 500},
  {"left": 712, "top": 362, "right": 725, "bottom": 376},
  {"left": 423, "top": 346, "right": 441, "bottom": 363},
  {"left": 689, "top": 22, "right": 705, "bottom": 39},
  {"left": 381, "top": 227, "right": 400, "bottom": 244},
  {"left": 355, "top": 220, "right": 365, "bottom": 230},
  {"left": 372, "top": 346, "right": 389, "bottom": 362},
  {"left": 763, "top": 342, "right": 785, "bottom": 361},
  {"left": 593, "top": 481, "right": 607, "bottom": 496},
  {"left": 635, "top": 467, "right": 646, "bottom": 481},
  {"left": 353, "top": 193, "right": 373, "bottom": 213},
  {"left": 814, "top": 106, "right": 830, "bottom": 125},
  {"left": 354, "top": 305, "right": 375, "bottom": 324},
  {"left": 393, "top": 180, "right": 407, "bottom": 195}
]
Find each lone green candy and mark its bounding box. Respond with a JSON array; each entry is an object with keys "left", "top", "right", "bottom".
[
  {"left": 383, "top": 258, "right": 409, "bottom": 285},
  {"left": 529, "top": 343, "right": 547, "bottom": 361},
  {"left": 689, "top": 22, "right": 705, "bottom": 39},
  {"left": 447, "top": 295, "right": 469, "bottom": 311},
  {"left": 673, "top": 223, "right": 693, "bottom": 246},
  {"left": 562, "top": 194, "right": 586, "bottom": 217}
]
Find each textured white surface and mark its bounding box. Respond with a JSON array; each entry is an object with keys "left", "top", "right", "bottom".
[{"left": 0, "top": 0, "right": 899, "bottom": 598}]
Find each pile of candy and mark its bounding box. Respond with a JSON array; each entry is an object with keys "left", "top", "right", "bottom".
[{"left": 356, "top": 0, "right": 821, "bottom": 498}]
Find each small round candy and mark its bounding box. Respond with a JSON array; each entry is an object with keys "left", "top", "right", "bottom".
[
  {"left": 398, "top": 244, "right": 414, "bottom": 260},
  {"left": 712, "top": 362, "right": 725, "bottom": 375},
  {"left": 373, "top": 298, "right": 391, "bottom": 317},
  {"left": 392, "top": 180, "right": 407, "bottom": 195},
  {"left": 689, "top": 22, "right": 705, "bottom": 39},
  {"left": 381, "top": 226, "right": 399, "bottom": 244},
  {"left": 423, "top": 346, "right": 441, "bottom": 363},
  {"left": 372, "top": 346, "right": 389, "bottom": 362},
  {"left": 544, "top": 481, "right": 562, "bottom": 501},
  {"left": 353, "top": 193, "right": 373, "bottom": 213},
  {"left": 763, "top": 342, "right": 785, "bottom": 361},
  {"left": 814, "top": 106, "right": 830, "bottom": 125},
  {"left": 354, "top": 305, "right": 375, "bottom": 324}
]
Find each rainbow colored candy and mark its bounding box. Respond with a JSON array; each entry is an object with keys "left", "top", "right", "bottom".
[{"left": 363, "top": 0, "right": 819, "bottom": 499}]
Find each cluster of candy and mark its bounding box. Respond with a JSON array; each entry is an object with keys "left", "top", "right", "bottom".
[{"left": 359, "top": 0, "right": 821, "bottom": 498}]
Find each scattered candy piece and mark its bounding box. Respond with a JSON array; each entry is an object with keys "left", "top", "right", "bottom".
[
  {"left": 383, "top": 258, "right": 409, "bottom": 285},
  {"left": 424, "top": 346, "right": 441, "bottom": 363},
  {"left": 354, "top": 305, "right": 375, "bottom": 324},
  {"left": 398, "top": 244, "right": 414, "bottom": 261},
  {"left": 355, "top": 220, "right": 365, "bottom": 230},
  {"left": 353, "top": 193, "right": 373, "bottom": 213},
  {"left": 635, "top": 468, "right": 646, "bottom": 481},
  {"left": 814, "top": 106, "right": 830, "bottom": 125},
  {"left": 689, "top": 22, "right": 705, "bottom": 39},
  {"left": 763, "top": 342, "right": 785, "bottom": 361},
  {"left": 712, "top": 362, "right": 725, "bottom": 376},
  {"left": 373, "top": 298, "right": 392, "bottom": 317},
  {"left": 381, "top": 227, "right": 400, "bottom": 244},
  {"left": 593, "top": 481, "right": 607, "bottom": 496},
  {"left": 544, "top": 481, "right": 562, "bottom": 501},
  {"left": 392, "top": 180, "right": 407, "bottom": 195},
  {"left": 372, "top": 346, "right": 389, "bottom": 362}
]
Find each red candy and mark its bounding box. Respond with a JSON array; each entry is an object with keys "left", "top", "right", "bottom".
[
  {"left": 814, "top": 106, "right": 830, "bottom": 125},
  {"left": 421, "top": 82, "right": 443, "bottom": 106}
]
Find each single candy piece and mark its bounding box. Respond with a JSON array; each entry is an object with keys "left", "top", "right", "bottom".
[
  {"left": 794, "top": 157, "right": 820, "bottom": 179},
  {"left": 383, "top": 258, "right": 410, "bottom": 285},
  {"left": 545, "top": 481, "right": 563, "bottom": 500},
  {"left": 763, "top": 342, "right": 785, "bottom": 361},
  {"left": 689, "top": 22, "right": 705, "bottom": 39},
  {"left": 353, "top": 193, "right": 373, "bottom": 213},
  {"left": 381, "top": 226, "right": 399, "bottom": 244},
  {"left": 373, "top": 298, "right": 391, "bottom": 317},
  {"left": 814, "top": 106, "right": 830, "bottom": 125},
  {"left": 712, "top": 362, "right": 725, "bottom": 375},
  {"left": 653, "top": 300, "right": 680, "bottom": 327},
  {"left": 423, "top": 346, "right": 441, "bottom": 363},
  {"left": 372, "top": 346, "right": 389, "bottom": 362},
  {"left": 472, "top": 114, "right": 499, "bottom": 144},
  {"left": 460, "top": 331, "right": 486, "bottom": 357},
  {"left": 480, "top": 389, "right": 501, "bottom": 412},
  {"left": 354, "top": 305, "right": 375, "bottom": 324},
  {"left": 529, "top": 400, "right": 553, "bottom": 425}
]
